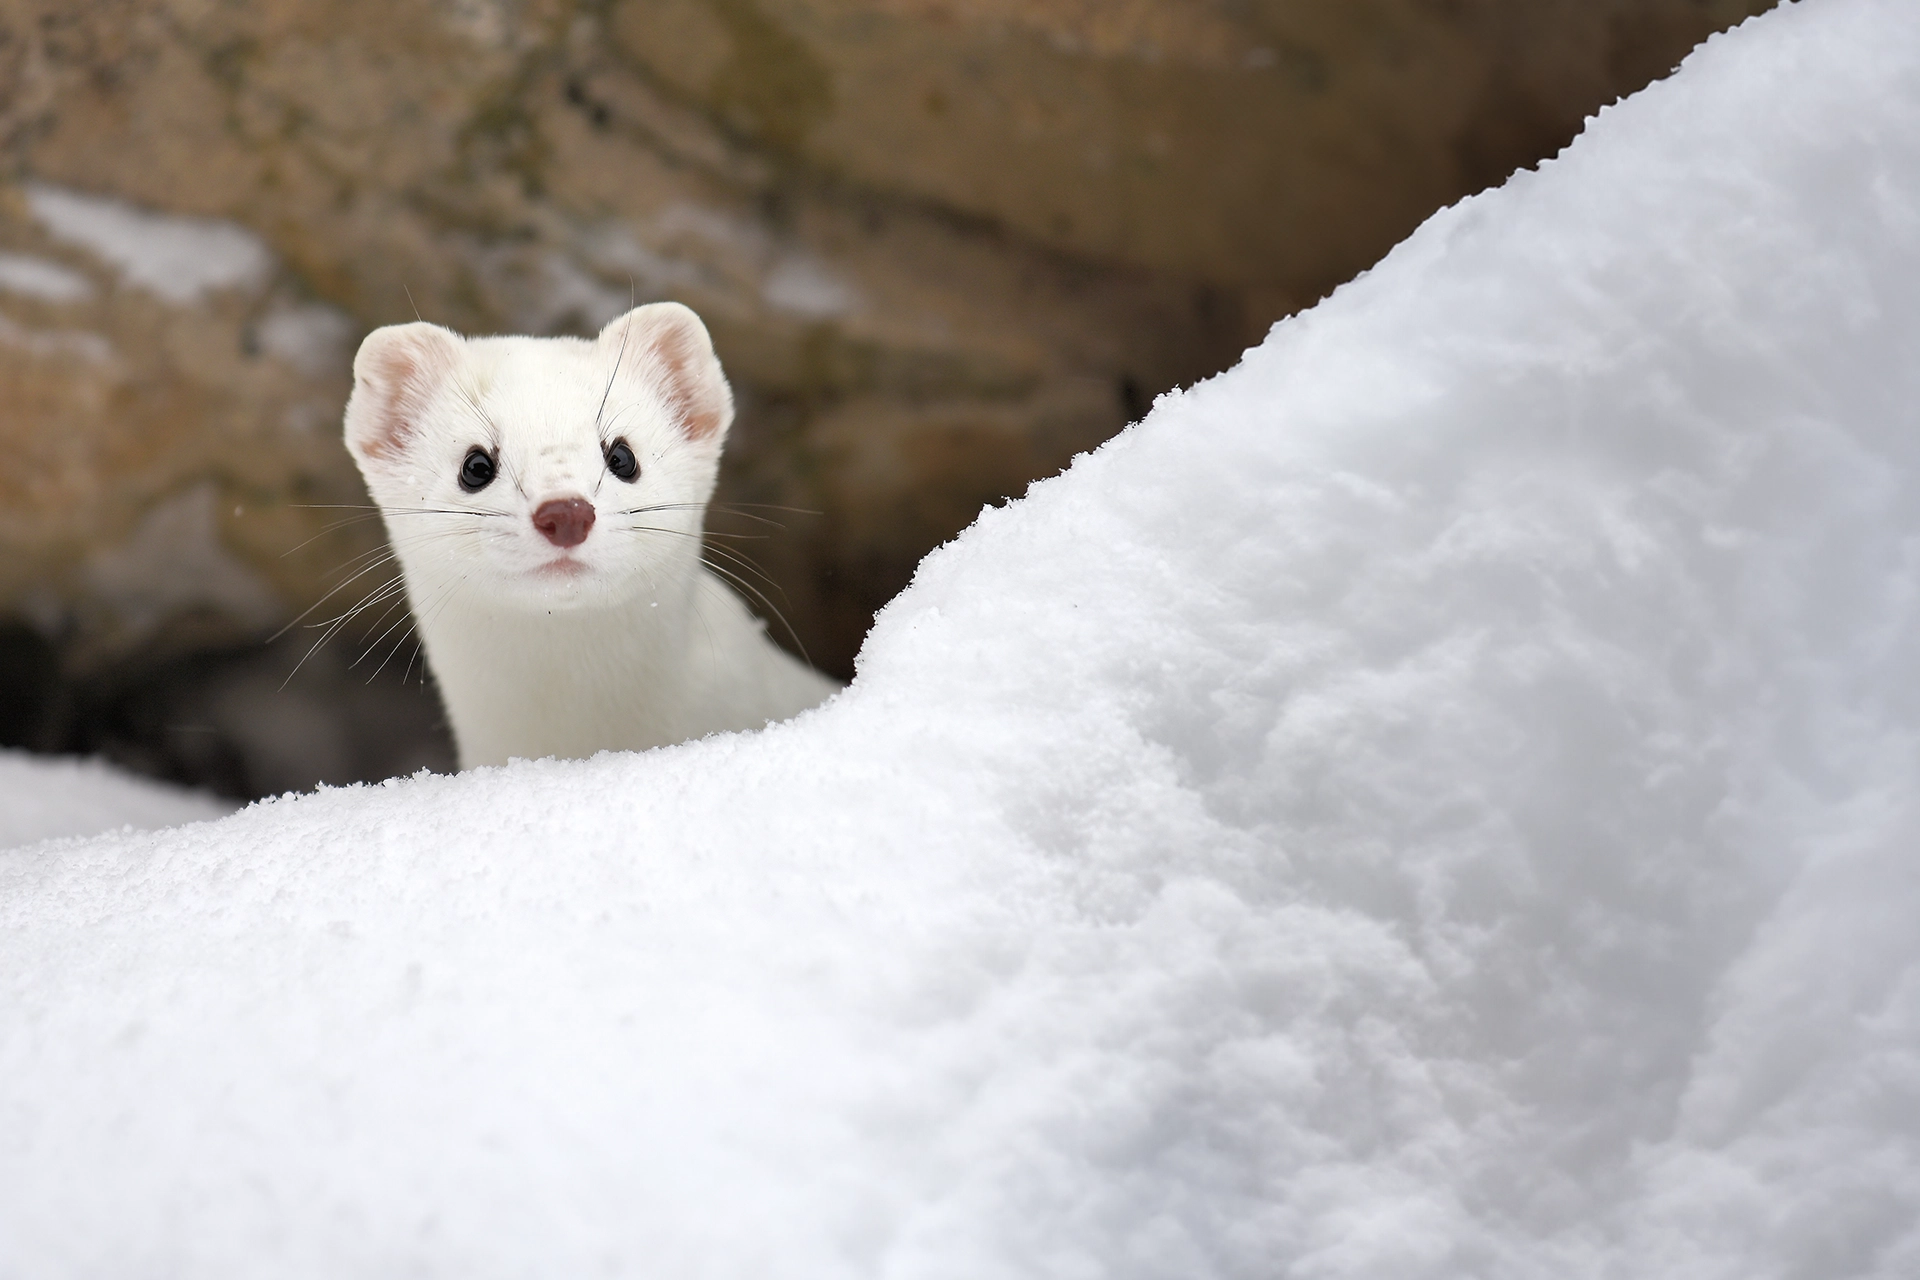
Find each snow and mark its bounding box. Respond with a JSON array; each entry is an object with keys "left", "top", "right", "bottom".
[
  {"left": 0, "top": 311, "right": 112, "bottom": 363},
  {"left": 254, "top": 301, "right": 356, "bottom": 377},
  {"left": 0, "top": 251, "right": 94, "bottom": 303},
  {"left": 26, "top": 182, "right": 273, "bottom": 304},
  {"left": 5, "top": 0, "right": 1920, "bottom": 1274},
  {"left": 763, "top": 254, "right": 861, "bottom": 318},
  {"left": 0, "top": 750, "right": 232, "bottom": 848}
]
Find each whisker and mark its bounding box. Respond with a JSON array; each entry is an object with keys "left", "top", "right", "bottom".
[
  {"left": 402, "top": 628, "right": 425, "bottom": 685},
  {"left": 280, "top": 572, "right": 406, "bottom": 688},
  {"left": 310, "top": 577, "right": 409, "bottom": 633},
  {"left": 660, "top": 557, "right": 721, "bottom": 670},
  {"left": 602, "top": 400, "right": 658, "bottom": 438},
  {"left": 358, "top": 558, "right": 474, "bottom": 687},
  {"left": 713, "top": 502, "right": 823, "bottom": 516},
  {"left": 360, "top": 594, "right": 425, "bottom": 681},
  {"left": 617, "top": 521, "right": 766, "bottom": 543},
  {"left": 700, "top": 555, "right": 810, "bottom": 665},
  {"left": 280, "top": 512, "right": 388, "bottom": 557},
  {"left": 281, "top": 507, "right": 512, "bottom": 560},
  {"left": 268, "top": 552, "right": 407, "bottom": 643},
  {"left": 313, "top": 523, "right": 487, "bottom": 590},
  {"left": 288, "top": 503, "right": 512, "bottom": 517},
  {"left": 698, "top": 540, "right": 790, "bottom": 602},
  {"left": 275, "top": 501, "right": 511, "bottom": 689},
  {"left": 621, "top": 501, "right": 820, "bottom": 530},
  {"left": 371, "top": 618, "right": 421, "bottom": 685},
  {"left": 308, "top": 544, "right": 392, "bottom": 584},
  {"left": 450, "top": 377, "right": 498, "bottom": 448},
  {"left": 403, "top": 567, "right": 477, "bottom": 681},
  {"left": 612, "top": 503, "right": 773, "bottom": 533},
  {"left": 617, "top": 524, "right": 786, "bottom": 595},
  {"left": 347, "top": 588, "right": 420, "bottom": 673},
  {"left": 594, "top": 313, "right": 633, "bottom": 436}
]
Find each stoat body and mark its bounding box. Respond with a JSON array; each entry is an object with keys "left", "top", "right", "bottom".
[{"left": 343, "top": 303, "right": 838, "bottom": 769}]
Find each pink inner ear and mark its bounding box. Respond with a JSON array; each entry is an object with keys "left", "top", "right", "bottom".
[
  {"left": 351, "top": 327, "right": 457, "bottom": 462},
  {"left": 651, "top": 326, "right": 729, "bottom": 442},
  {"left": 652, "top": 330, "right": 725, "bottom": 441},
  {"left": 602, "top": 305, "right": 733, "bottom": 443}
]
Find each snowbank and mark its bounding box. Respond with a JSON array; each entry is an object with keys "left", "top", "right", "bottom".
[
  {"left": 0, "top": 750, "right": 232, "bottom": 849},
  {"left": 5, "top": 0, "right": 1919, "bottom": 1274}
]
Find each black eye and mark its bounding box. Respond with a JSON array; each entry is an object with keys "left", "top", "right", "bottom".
[
  {"left": 458, "top": 447, "right": 496, "bottom": 492},
  {"left": 605, "top": 438, "right": 639, "bottom": 482}
]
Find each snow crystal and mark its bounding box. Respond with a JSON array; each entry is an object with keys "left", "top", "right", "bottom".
[
  {"left": 4, "top": 1, "right": 1919, "bottom": 1275},
  {"left": 26, "top": 182, "right": 273, "bottom": 305}
]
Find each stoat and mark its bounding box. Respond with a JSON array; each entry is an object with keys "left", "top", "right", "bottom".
[{"left": 342, "top": 302, "right": 838, "bottom": 769}]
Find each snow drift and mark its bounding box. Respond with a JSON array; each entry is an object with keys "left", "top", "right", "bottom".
[{"left": 5, "top": 1, "right": 1919, "bottom": 1274}]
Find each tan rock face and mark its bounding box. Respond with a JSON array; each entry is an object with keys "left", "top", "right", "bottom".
[{"left": 0, "top": 0, "right": 1773, "bottom": 793}]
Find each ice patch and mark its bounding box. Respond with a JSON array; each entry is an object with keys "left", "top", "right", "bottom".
[{"left": 26, "top": 183, "right": 273, "bottom": 305}]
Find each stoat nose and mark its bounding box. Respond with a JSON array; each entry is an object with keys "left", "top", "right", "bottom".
[{"left": 532, "top": 496, "right": 595, "bottom": 548}]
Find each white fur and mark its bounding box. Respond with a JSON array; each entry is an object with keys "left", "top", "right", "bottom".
[{"left": 343, "top": 303, "right": 838, "bottom": 769}]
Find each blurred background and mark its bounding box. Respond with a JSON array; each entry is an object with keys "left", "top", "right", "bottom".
[{"left": 0, "top": 0, "right": 1774, "bottom": 800}]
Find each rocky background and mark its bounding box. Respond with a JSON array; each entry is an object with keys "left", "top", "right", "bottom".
[{"left": 0, "top": 0, "right": 1775, "bottom": 798}]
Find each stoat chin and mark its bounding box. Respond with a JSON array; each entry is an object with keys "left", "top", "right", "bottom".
[{"left": 341, "top": 301, "right": 841, "bottom": 769}]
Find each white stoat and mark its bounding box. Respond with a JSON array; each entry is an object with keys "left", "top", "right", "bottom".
[{"left": 342, "top": 302, "right": 838, "bottom": 769}]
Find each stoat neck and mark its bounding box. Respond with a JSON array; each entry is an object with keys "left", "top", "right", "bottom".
[
  {"left": 414, "top": 569, "right": 717, "bottom": 768},
  {"left": 408, "top": 561, "right": 836, "bottom": 770}
]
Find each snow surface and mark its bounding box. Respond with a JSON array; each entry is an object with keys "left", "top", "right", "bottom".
[
  {"left": 5, "top": 1, "right": 1920, "bottom": 1274},
  {"left": 0, "top": 751, "right": 232, "bottom": 849}
]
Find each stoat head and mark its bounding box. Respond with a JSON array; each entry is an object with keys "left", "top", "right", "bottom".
[{"left": 343, "top": 302, "right": 733, "bottom": 612}]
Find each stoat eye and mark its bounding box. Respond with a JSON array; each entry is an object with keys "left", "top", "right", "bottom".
[
  {"left": 458, "top": 447, "right": 496, "bottom": 492},
  {"left": 605, "top": 438, "right": 639, "bottom": 482}
]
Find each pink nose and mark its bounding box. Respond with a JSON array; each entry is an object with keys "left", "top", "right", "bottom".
[{"left": 532, "top": 496, "right": 595, "bottom": 548}]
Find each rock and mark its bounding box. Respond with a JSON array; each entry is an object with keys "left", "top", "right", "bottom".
[{"left": 0, "top": 0, "right": 1775, "bottom": 794}]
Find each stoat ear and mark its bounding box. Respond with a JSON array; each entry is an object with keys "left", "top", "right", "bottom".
[
  {"left": 598, "top": 302, "right": 733, "bottom": 443},
  {"left": 344, "top": 322, "right": 462, "bottom": 466}
]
